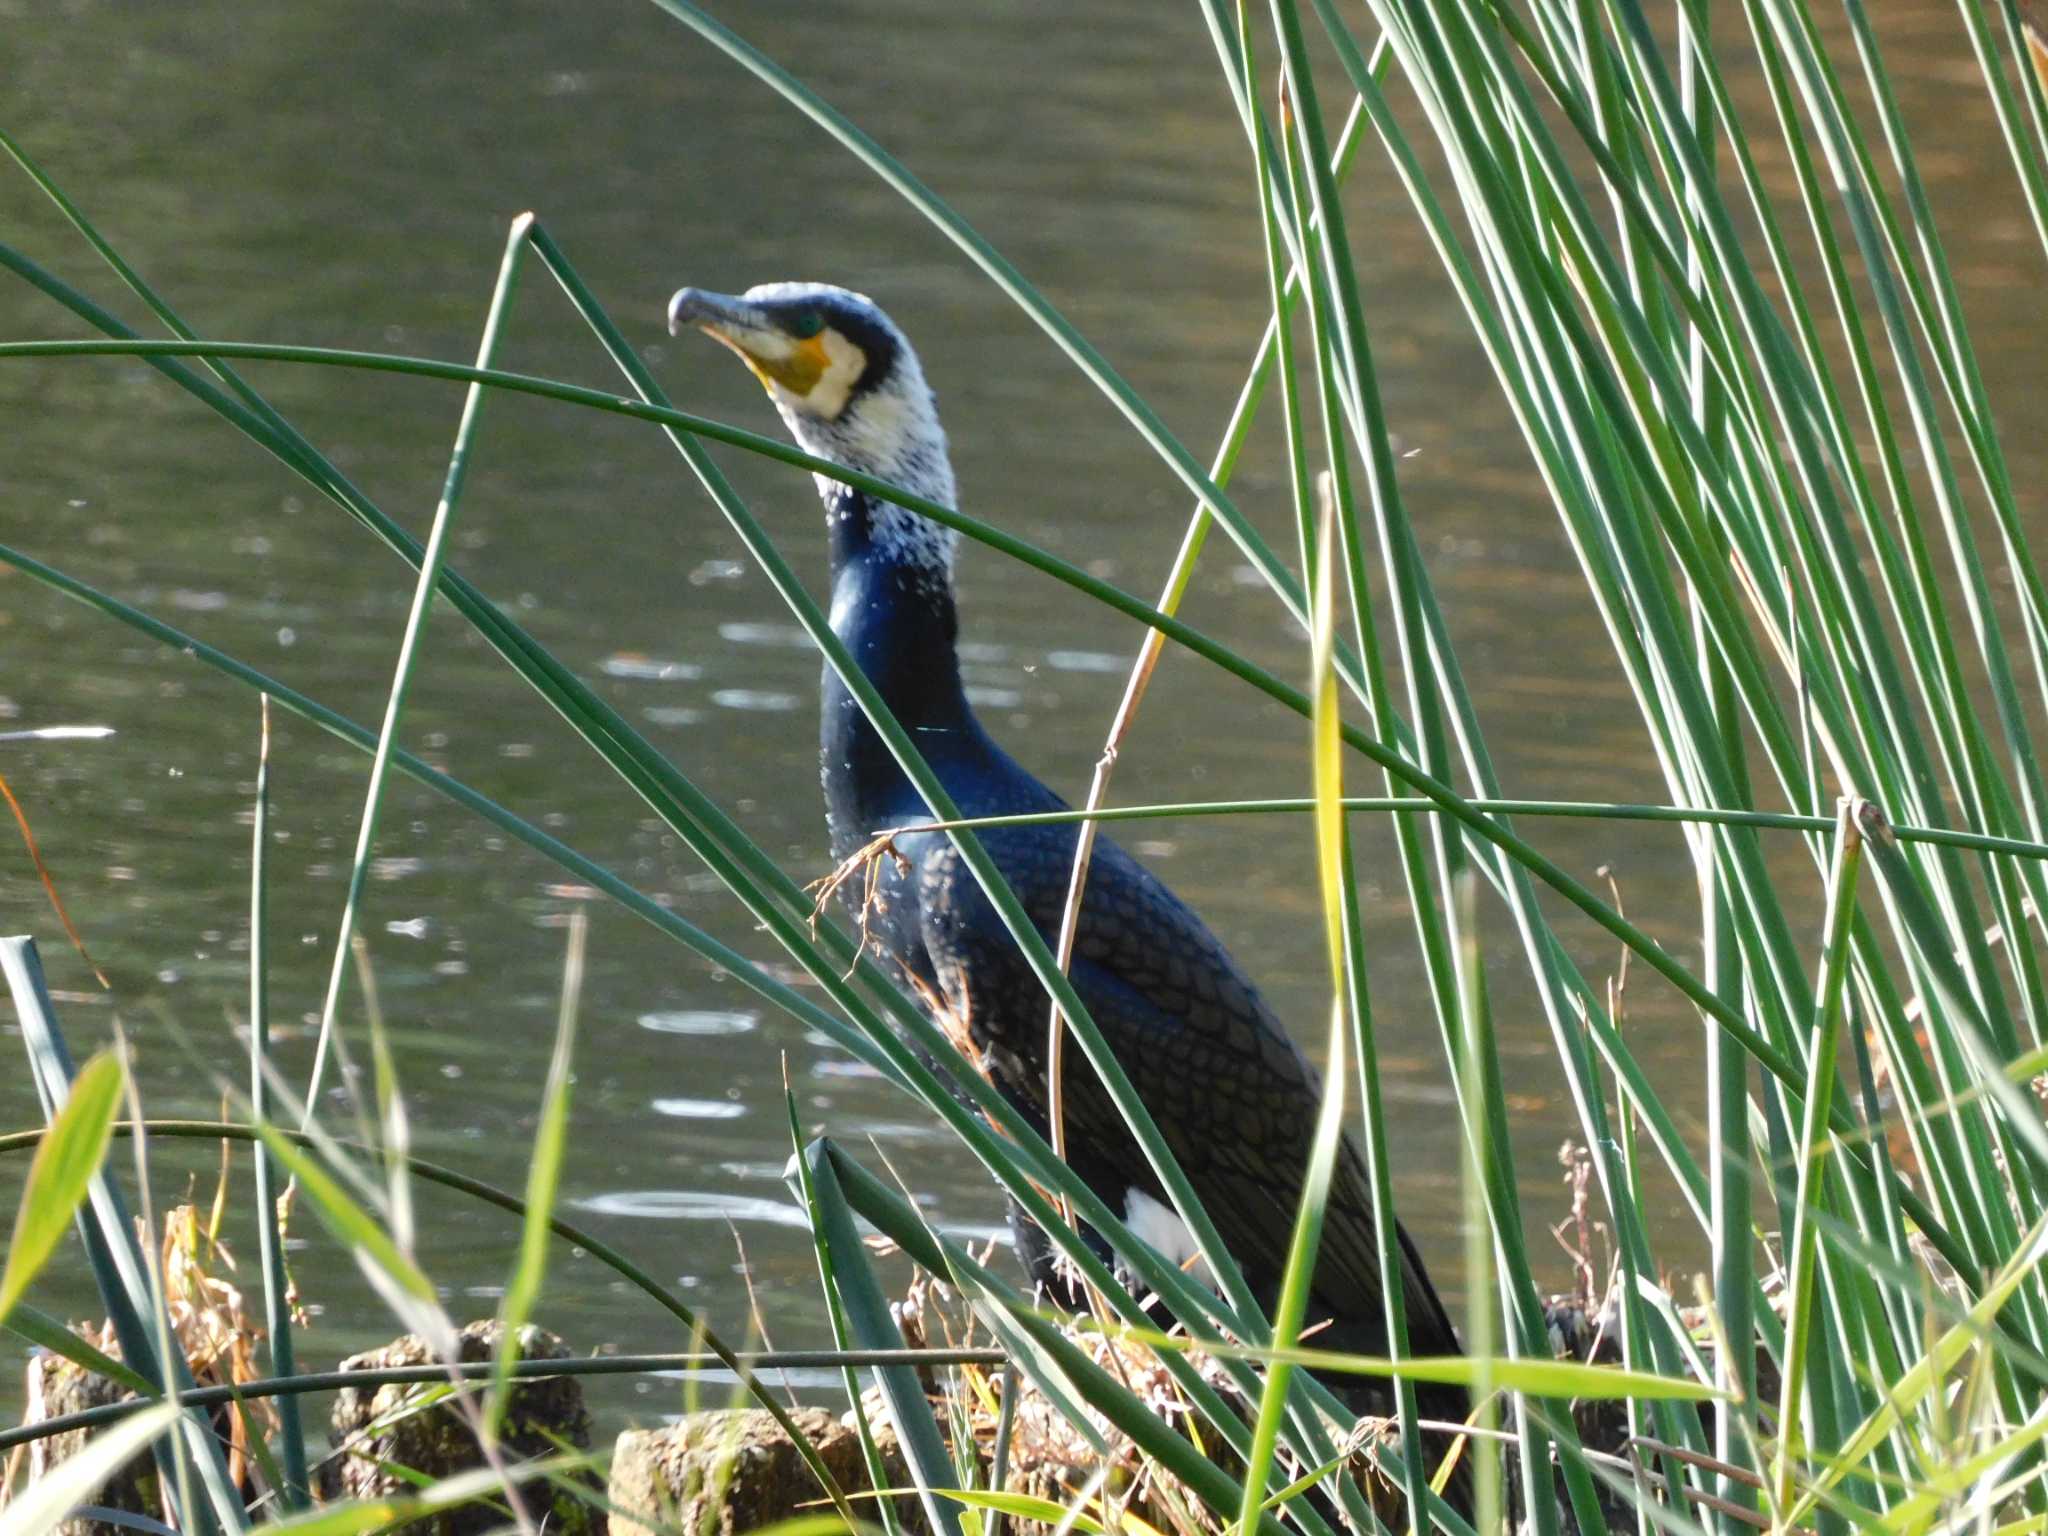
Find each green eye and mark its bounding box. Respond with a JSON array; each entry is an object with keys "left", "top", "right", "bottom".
[{"left": 788, "top": 308, "right": 825, "bottom": 340}]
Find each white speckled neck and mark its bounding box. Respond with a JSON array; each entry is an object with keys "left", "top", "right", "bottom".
[{"left": 771, "top": 344, "right": 959, "bottom": 580}]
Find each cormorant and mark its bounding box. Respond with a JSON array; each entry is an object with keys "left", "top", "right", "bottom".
[{"left": 667, "top": 281, "right": 1469, "bottom": 1481}]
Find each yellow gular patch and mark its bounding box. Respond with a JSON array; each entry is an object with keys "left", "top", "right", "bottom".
[{"left": 751, "top": 334, "right": 831, "bottom": 397}]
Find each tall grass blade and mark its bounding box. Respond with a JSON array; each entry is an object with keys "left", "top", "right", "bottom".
[
  {"left": 1453, "top": 876, "right": 1498, "bottom": 1534},
  {"left": 930, "top": 1489, "right": 1121, "bottom": 1536},
  {"left": 253, "top": 1122, "right": 440, "bottom": 1335},
  {"left": 1772, "top": 800, "right": 1867, "bottom": 1514},
  {"left": 1956, "top": 0, "right": 2048, "bottom": 258},
  {"left": 1269, "top": 3, "right": 1602, "bottom": 1522},
  {"left": 2, "top": 937, "right": 241, "bottom": 1535},
  {"left": 1265, "top": 11, "right": 1486, "bottom": 1516},
  {"left": 1673, "top": 7, "right": 1762, "bottom": 1518},
  {"left": 0, "top": 1049, "right": 123, "bottom": 1326},
  {"left": 791, "top": 1141, "right": 962, "bottom": 1536},
  {"left": 487, "top": 908, "right": 583, "bottom": 1440},
  {"left": 1863, "top": 1396, "right": 2048, "bottom": 1531},
  {"left": 1235, "top": 507, "right": 1354, "bottom": 1536},
  {"left": 247, "top": 695, "right": 309, "bottom": 1507},
  {"left": 783, "top": 1085, "right": 895, "bottom": 1536},
  {"left": 1100, "top": 1336, "right": 1719, "bottom": 1402},
  {"left": 1036, "top": 45, "right": 1380, "bottom": 1226},
  {"left": 304, "top": 213, "right": 534, "bottom": 1118},
  {"left": 1787, "top": 1209, "right": 2048, "bottom": 1527}
]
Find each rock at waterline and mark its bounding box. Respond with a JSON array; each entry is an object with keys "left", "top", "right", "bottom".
[
  {"left": 322, "top": 1320, "right": 600, "bottom": 1536},
  {"left": 609, "top": 1405, "right": 918, "bottom": 1536},
  {"left": 23, "top": 1346, "right": 161, "bottom": 1536}
]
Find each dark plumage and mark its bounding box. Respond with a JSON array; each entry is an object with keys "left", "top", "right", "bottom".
[{"left": 669, "top": 282, "right": 1470, "bottom": 1496}]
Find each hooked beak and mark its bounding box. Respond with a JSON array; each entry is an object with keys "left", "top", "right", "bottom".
[
  {"left": 667, "top": 286, "right": 828, "bottom": 398},
  {"left": 667, "top": 287, "right": 778, "bottom": 349}
]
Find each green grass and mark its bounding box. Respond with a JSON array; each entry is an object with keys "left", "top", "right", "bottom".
[{"left": 4, "top": 0, "right": 2048, "bottom": 1534}]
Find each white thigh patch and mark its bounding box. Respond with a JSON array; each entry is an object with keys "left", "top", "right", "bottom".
[{"left": 1124, "top": 1188, "right": 1215, "bottom": 1288}]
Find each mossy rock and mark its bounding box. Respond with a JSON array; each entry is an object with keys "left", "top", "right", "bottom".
[
  {"left": 23, "top": 1346, "right": 161, "bottom": 1536},
  {"left": 610, "top": 1405, "right": 916, "bottom": 1536},
  {"left": 322, "top": 1320, "right": 599, "bottom": 1536}
]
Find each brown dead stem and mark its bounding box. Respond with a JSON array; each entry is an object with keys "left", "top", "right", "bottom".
[{"left": 806, "top": 831, "right": 912, "bottom": 978}]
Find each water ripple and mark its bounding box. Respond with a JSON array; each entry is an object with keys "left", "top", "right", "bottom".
[
  {"left": 637, "top": 1009, "right": 758, "bottom": 1037},
  {"left": 718, "top": 621, "right": 811, "bottom": 648},
  {"left": 711, "top": 688, "right": 799, "bottom": 712},
  {"left": 601, "top": 654, "right": 704, "bottom": 682},
  {"left": 652, "top": 1097, "right": 747, "bottom": 1120},
  {"left": 575, "top": 1189, "right": 808, "bottom": 1227},
  {"left": 1045, "top": 649, "right": 1127, "bottom": 674}
]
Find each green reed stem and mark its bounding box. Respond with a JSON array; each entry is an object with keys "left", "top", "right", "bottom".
[
  {"left": 247, "top": 697, "right": 308, "bottom": 1508},
  {"left": 1772, "top": 800, "right": 1866, "bottom": 1513},
  {"left": 304, "top": 215, "right": 533, "bottom": 1121}
]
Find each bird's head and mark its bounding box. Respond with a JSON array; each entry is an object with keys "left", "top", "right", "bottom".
[
  {"left": 668, "top": 282, "right": 899, "bottom": 421},
  {"left": 667, "top": 282, "right": 955, "bottom": 510}
]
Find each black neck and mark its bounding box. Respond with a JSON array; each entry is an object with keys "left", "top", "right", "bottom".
[{"left": 821, "top": 488, "right": 974, "bottom": 848}]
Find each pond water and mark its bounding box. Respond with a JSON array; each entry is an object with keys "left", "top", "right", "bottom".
[{"left": 3, "top": 0, "right": 2043, "bottom": 1439}]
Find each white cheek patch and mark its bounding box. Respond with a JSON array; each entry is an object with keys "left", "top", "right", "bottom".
[
  {"left": 1125, "top": 1188, "right": 1216, "bottom": 1289},
  {"left": 759, "top": 315, "right": 962, "bottom": 579},
  {"left": 795, "top": 329, "right": 867, "bottom": 420}
]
